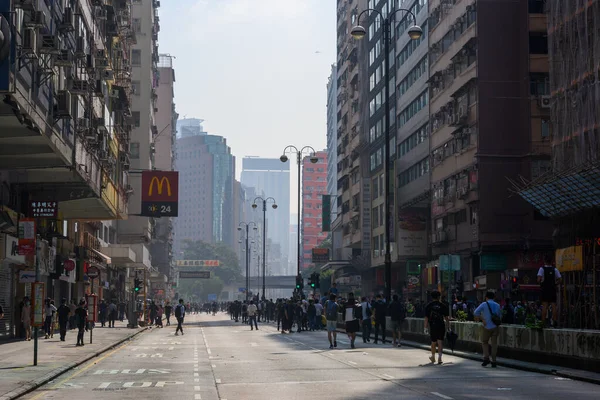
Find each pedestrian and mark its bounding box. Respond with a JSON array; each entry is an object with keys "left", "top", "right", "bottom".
[
  {"left": 242, "top": 301, "right": 248, "bottom": 324},
  {"left": 314, "top": 298, "right": 324, "bottom": 330},
  {"left": 343, "top": 292, "right": 361, "bottom": 349},
  {"left": 57, "top": 298, "right": 71, "bottom": 341},
  {"left": 325, "top": 293, "right": 339, "bottom": 349},
  {"left": 307, "top": 299, "right": 317, "bottom": 331},
  {"left": 174, "top": 299, "right": 185, "bottom": 336},
  {"left": 0, "top": 302, "right": 4, "bottom": 320},
  {"left": 44, "top": 298, "right": 57, "bottom": 339},
  {"left": 537, "top": 255, "right": 562, "bottom": 327},
  {"left": 388, "top": 294, "right": 406, "bottom": 347},
  {"left": 21, "top": 297, "right": 31, "bottom": 341},
  {"left": 247, "top": 300, "right": 258, "bottom": 330},
  {"left": 372, "top": 294, "right": 387, "bottom": 344},
  {"left": 165, "top": 302, "right": 172, "bottom": 326},
  {"left": 75, "top": 299, "right": 88, "bottom": 346},
  {"left": 424, "top": 290, "right": 449, "bottom": 364},
  {"left": 69, "top": 299, "right": 77, "bottom": 329},
  {"left": 474, "top": 291, "right": 502, "bottom": 368},
  {"left": 108, "top": 300, "right": 117, "bottom": 328},
  {"left": 360, "top": 296, "right": 372, "bottom": 343},
  {"left": 99, "top": 299, "right": 107, "bottom": 327}
]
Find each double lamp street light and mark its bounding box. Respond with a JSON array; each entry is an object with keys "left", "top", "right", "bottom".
[
  {"left": 280, "top": 145, "right": 319, "bottom": 278},
  {"left": 238, "top": 221, "right": 257, "bottom": 302},
  {"left": 252, "top": 196, "right": 277, "bottom": 301},
  {"left": 351, "top": 8, "right": 422, "bottom": 302}
]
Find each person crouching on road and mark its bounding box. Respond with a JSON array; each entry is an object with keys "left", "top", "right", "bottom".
[{"left": 247, "top": 301, "right": 258, "bottom": 330}]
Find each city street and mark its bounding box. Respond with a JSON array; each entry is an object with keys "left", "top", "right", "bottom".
[{"left": 17, "top": 314, "right": 600, "bottom": 400}]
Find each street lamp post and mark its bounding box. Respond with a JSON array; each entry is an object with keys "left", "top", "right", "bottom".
[
  {"left": 351, "top": 9, "right": 422, "bottom": 302},
  {"left": 280, "top": 146, "right": 319, "bottom": 277},
  {"left": 238, "top": 222, "right": 257, "bottom": 302},
  {"left": 252, "top": 197, "right": 277, "bottom": 301}
]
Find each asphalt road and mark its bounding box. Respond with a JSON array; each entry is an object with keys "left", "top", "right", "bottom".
[{"left": 19, "top": 314, "right": 599, "bottom": 400}]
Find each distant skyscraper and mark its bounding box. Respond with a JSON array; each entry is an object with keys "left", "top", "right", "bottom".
[
  {"left": 173, "top": 125, "right": 235, "bottom": 257},
  {"left": 177, "top": 118, "right": 206, "bottom": 138},
  {"left": 241, "top": 157, "right": 290, "bottom": 275},
  {"left": 301, "top": 151, "right": 328, "bottom": 270},
  {"left": 326, "top": 64, "right": 338, "bottom": 220}
]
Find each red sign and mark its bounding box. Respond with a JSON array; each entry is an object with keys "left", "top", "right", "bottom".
[
  {"left": 141, "top": 171, "right": 179, "bottom": 217},
  {"left": 29, "top": 201, "right": 58, "bottom": 218},
  {"left": 64, "top": 259, "right": 76, "bottom": 272},
  {"left": 18, "top": 218, "right": 36, "bottom": 256},
  {"left": 87, "top": 266, "right": 99, "bottom": 279}
]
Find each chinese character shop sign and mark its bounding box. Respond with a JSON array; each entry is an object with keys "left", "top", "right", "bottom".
[
  {"left": 30, "top": 201, "right": 58, "bottom": 218},
  {"left": 141, "top": 171, "right": 179, "bottom": 217}
]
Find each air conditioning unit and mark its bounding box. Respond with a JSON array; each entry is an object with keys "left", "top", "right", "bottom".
[
  {"left": 103, "top": 69, "right": 114, "bottom": 80},
  {"left": 55, "top": 91, "right": 72, "bottom": 118},
  {"left": 539, "top": 95, "right": 551, "bottom": 109},
  {"left": 21, "top": 29, "right": 37, "bottom": 52},
  {"left": 75, "top": 37, "right": 87, "bottom": 58},
  {"left": 457, "top": 187, "right": 468, "bottom": 198},
  {"left": 77, "top": 118, "right": 90, "bottom": 130},
  {"left": 463, "top": 127, "right": 472, "bottom": 135},
  {"left": 59, "top": 7, "right": 75, "bottom": 31},
  {"left": 110, "top": 89, "right": 119, "bottom": 98},
  {"left": 118, "top": 15, "right": 129, "bottom": 25},
  {"left": 86, "top": 54, "right": 96, "bottom": 70},
  {"left": 54, "top": 50, "right": 73, "bottom": 67},
  {"left": 94, "top": 6, "right": 107, "bottom": 20},
  {"left": 96, "top": 49, "right": 107, "bottom": 59},
  {"left": 95, "top": 57, "right": 109, "bottom": 69},
  {"left": 25, "top": 11, "right": 45, "bottom": 28},
  {"left": 40, "top": 35, "right": 60, "bottom": 54}
]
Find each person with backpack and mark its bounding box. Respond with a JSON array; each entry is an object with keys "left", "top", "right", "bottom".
[
  {"left": 174, "top": 298, "right": 186, "bottom": 336},
  {"left": 537, "top": 255, "right": 562, "bottom": 328},
  {"left": 360, "top": 296, "right": 372, "bottom": 343},
  {"left": 75, "top": 299, "right": 88, "bottom": 347},
  {"left": 324, "top": 293, "right": 339, "bottom": 349},
  {"left": 424, "top": 290, "right": 449, "bottom": 364},
  {"left": 372, "top": 294, "right": 387, "bottom": 344},
  {"left": 474, "top": 291, "right": 502, "bottom": 367},
  {"left": 57, "top": 298, "right": 71, "bottom": 342},
  {"left": 388, "top": 294, "right": 406, "bottom": 348},
  {"left": 342, "top": 293, "right": 361, "bottom": 348}
]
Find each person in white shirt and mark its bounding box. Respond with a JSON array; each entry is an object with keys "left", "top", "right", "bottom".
[
  {"left": 537, "top": 255, "right": 562, "bottom": 327},
  {"left": 314, "top": 301, "right": 324, "bottom": 330},
  {"left": 247, "top": 301, "right": 258, "bottom": 330},
  {"left": 360, "top": 297, "right": 372, "bottom": 343}
]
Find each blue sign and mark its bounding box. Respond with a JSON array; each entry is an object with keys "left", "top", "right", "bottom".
[{"left": 207, "top": 294, "right": 217, "bottom": 301}]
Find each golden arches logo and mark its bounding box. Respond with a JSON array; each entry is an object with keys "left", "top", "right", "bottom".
[{"left": 148, "top": 176, "right": 172, "bottom": 196}]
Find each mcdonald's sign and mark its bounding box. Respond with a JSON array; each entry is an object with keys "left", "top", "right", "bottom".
[{"left": 141, "top": 171, "right": 179, "bottom": 217}]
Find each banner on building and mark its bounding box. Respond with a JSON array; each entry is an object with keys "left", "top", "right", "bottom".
[
  {"left": 321, "top": 195, "right": 331, "bottom": 232},
  {"left": 179, "top": 271, "right": 211, "bottom": 279},
  {"left": 176, "top": 260, "right": 220, "bottom": 267},
  {"left": 141, "top": 171, "right": 179, "bottom": 217},
  {"left": 396, "top": 208, "right": 428, "bottom": 257},
  {"left": 312, "top": 248, "right": 330, "bottom": 263},
  {"left": 556, "top": 246, "right": 583, "bottom": 272}
]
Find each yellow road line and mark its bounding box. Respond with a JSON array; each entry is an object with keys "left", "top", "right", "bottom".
[{"left": 27, "top": 342, "right": 129, "bottom": 400}]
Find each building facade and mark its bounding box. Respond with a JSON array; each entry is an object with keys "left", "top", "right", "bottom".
[
  {"left": 301, "top": 151, "right": 328, "bottom": 270},
  {"left": 326, "top": 64, "right": 338, "bottom": 227},
  {"left": 240, "top": 157, "right": 290, "bottom": 275},
  {"left": 427, "top": 0, "right": 552, "bottom": 301}
]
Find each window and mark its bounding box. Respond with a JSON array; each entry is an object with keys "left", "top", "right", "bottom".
[
  {"left": 132, "top": 18, "right": 141, "bottom": 33},
  {"left": 398, "top": 124, "right": 428, "bottom": 158},
  {"left": 132, "top": 111, "right": 141, "bottom": 127},
  {"left": 529, "top": 33, "right": 548, "bottom": 54},
  {"left": 541, "top": 118, "right": 550, "bottom": 138},
  {"left": 397, "top": 91, "right": 428, "bottom": 127},
  {"left": 132, "top": 49, "right": 141, "bottom": 65},
  {"left": 372, "top": 178, "right": 379, "bottom": 200},
  {"left": 130, "top": 142, "right": 140, "bottom": 159},
  {"left": 132, "top": 80, "right": 140, "bottom": 95},
  {"left": 397, "top": 22, "right": 427, "bottom": 67},
  {"left": 398, "top": 158, "right": 430, "bottom": 187}
]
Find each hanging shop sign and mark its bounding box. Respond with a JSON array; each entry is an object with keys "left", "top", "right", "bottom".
[
  {"left": 141, "top": 171, "right": 179, "bottom": 217},
  {"left": 87, "top": 266, "right": 100, "bottom": 279},
  {"left": 18, "top": 219, "right": 36, "bottom": 256},
  {"left": 29, "top": 201, "right": 58, "bottom": 218},
  {"left": 31, "top": 282, "right": 45, "bottom": 327}
]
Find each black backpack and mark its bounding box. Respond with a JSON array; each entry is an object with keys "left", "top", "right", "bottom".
[
  {"left": 174, "top": 304, "right": 183, "bottom": 318},
  {"left": 542, "top": 266, "right": 556, "bottom": 289}
]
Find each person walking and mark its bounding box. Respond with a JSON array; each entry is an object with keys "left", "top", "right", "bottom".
[
  {"left": 424, "top": 291, "right": 449, "bottom": 364},
  {"left": 165, "top": 302, "right": 172, "bottom": 326},
  {"left": 108, "top": 300, "right": 117, "bottom": 328},
  {"left": 343, "top": 293, "right": 361, "bottom": 349},
  {"left": 360, "top": 297, "right": 372, "bottom": 343},
  {"left": 57, "top": 298, "right": 71, "bottom": 341},
  {"left": 247, "top": 300, "right": 258, "bottom": 330},
  {"left": 325, "top": 293, "right": 339, "bottom": 349},
  {"left": 21, "top": 297, "right": 32, "bottom": 341},
  {"left": 474, "top": 291, "right": 502, "bottom": 368},
  {"left": 388, "top": 294, "right": 406, "bottom": 347},
  {"left": 75, "top": 299, "right": 88, "bottom": 346},
  {"left": 174, "top": 299, "right": 186, "bottom": 336},
  {"left": 44, "top": 299, "right": 57, "bottom": 339},
  {"left": 537, "top": 255, "right": 562, "bottom": 327},
  {"left": 372, "top": 294, "right": 387, "bottom": 344}
]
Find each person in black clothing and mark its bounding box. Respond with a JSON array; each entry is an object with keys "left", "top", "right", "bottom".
[
  {"left": 388, "top": 294, "right": 406, "bottom": 347},
  {"left": 57, "top": 298, "right": 71, "bottom": 341},
  {"left": 372, "top": 294, "right": 387, "bottom": 344},
  {"left": 537, "top": 255, "right": 562, "bottom": 327},
  {"left": 424, "top": 291, "right": 449, "bottom": 364},
  {"left": 164, "top": 302, "right": 173, "bottom": 326},
  {"left": 75, "top": 300, "right": 88, "bottom": 347},
  {"left": 174, "top": 299, "right": 185, "bottom": 335}
]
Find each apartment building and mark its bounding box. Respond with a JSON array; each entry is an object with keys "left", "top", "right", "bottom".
[
  {"left": 427, "top": 0, "right": 552, "bottom": 299},
  {"left": 335, "top": 0, "right": 369, "bottom": 265},
  {"left": 301, "top": 151, "right": 328, "bottom": 270},
  {"left": 326, "top": 64, "right": 338, "bottom": 227}
]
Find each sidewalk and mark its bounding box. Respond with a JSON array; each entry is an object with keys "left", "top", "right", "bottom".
[{"left": 0, "top": 321, "right": 147, "bottom": 400}]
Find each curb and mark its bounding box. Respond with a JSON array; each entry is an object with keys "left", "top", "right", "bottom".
[
  {"left": 0, "top": 327, "right": 148, "bottom": 400},
  {"left": 334, "top": 326, "right": 600, "bottom": 386}
]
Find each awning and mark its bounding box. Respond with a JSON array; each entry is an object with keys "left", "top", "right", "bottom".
[
  {"left": 101, "top": 244, "right": 136, "bottom": 265},
  {"left": 320, "top": 261, "right": 351, "bottom": 273},
  {"left": 511, "top": 161, "right": 600, "bottom": 218},
  {"left": 89, "top": 248, "right": 112, "bottom": 265}
]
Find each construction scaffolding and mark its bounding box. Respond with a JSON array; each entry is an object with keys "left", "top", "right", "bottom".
[{"left": 548, "top": 0, "right": 600, "bottom": 172}]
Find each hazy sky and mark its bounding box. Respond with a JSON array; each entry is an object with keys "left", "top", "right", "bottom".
[{"left": 160, "top": 0, "right": 337, "bottom": 212}]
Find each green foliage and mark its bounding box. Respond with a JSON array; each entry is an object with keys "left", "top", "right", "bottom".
[
  {"left": 456, "top": 310, "right": 468, "bottom": 322},
  {"left": 525, "top": 315, "right": 544, "bottom": 330}
]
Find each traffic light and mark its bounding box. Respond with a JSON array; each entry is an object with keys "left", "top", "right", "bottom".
[
  {"left": 295, "top": 274, "right": 303, "bottom": 290},
  {"left": 308, "top": 274, "right": 315, "bottom": 288},
  {"left": 134, "top": 278, "right": 141, "bottom": 292},
  {"left": 314, "top": 273, "right": 320, "bottom": 288},
  {"left": 511, "top": 276, "right": 519, "bottom": 292}
]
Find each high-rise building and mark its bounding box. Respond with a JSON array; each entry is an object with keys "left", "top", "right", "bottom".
[
  {"left": 427, "top": 0, "right": 552, "bottom": 296},
  {"left": 178, "top": 118, "right": 206, "bottom": 138},
  {"left": 335, "top": 0, "right": 369, "bottom": 265},
  {"left": 240, "top": 157, "right": 290, "bottom": 275},
  {"left": 326, "top": 64, "right": 338, "bottom": 223},
  {"left": 301, "top": 151, "right": 329, "bottom": 270},
  {"left": 173, "top": 127, "right": 236, "bottom": 257}
]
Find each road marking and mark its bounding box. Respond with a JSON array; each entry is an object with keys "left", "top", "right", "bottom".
[
  {"left": 250, "top": 342, "right": 258, "bottom": 347},
  {"left": 382, "top": 374, "right": 394, "bottom": 379},
  {"left": 194, "top": 367, "right": 199, "bottom": 371},
  {"left": 123, "top": 382, "right": 153, "bottom": 388},
  {"left": 555, "top": 377, "right": 572, "bottom": 381},
  {"left": 195, "top": 394, "right": 202, "bottom": 400},
  {"left": 215, "top": 379, "right": 222, "bottom": 384},
  {"left": 194, "top": 378, "right": 200, "bottom": 382},
  {"left": 194, "top": 373, "right": 199, "bottom": 377},
  {"left": 207, "top": 348, "right": 212, "bottom": 354},
  {"left": 348, "top": 361, "right": 357, "bottom": 365},
  {"left": 168, "top": 346, "right": 174, "bottom": 350},
  {"left": 194, "top": 385, "right": 201, "bottom": 391},
  {"left": 497, "top": 388, "right": 512, "bottom": 391},
  {"left": 431, "top": 393, "right": 454, "bottom": 400},
  {"left": 211, "top": 364, "right": 216, "bottom": 368}
]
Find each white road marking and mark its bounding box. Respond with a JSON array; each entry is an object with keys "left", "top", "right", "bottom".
[
  {"left": 211, "top": 364, "right": 216, "bottom": 368},
  {"left": 215, "top": 379, "right": 222, "bottom": 384},
  {"left": 382, "top": 374, "right": 394, "bottom": 379},
  {"left": 348, "top": 361, "right": 357, "bottom": 365},
  {"left": 195, "top": 394, "right": 202, "bottom": 400},
  {"left": 194, "top": 368, "right": 199, "bottom": 372},
  {"left": 555, "top": 377, "right": 572, "bottom": 381},
  {"left": 497, "top": 388, "right": 512, "bottom": 391},
  {"left": 194, "top": 373, "right": 199, "bottom": 377},
  {"left": 194, "top": 386, "right": 201, "bottom": 391},
  {"left": 250, "top": 342, "right": 258, "bottom": 347},
  {"left": 431, "top": 393, "right": 454, "bottom": 400},
  {"left": 168, "top": 346, "right": 174, "bottom": 351},
  {"left": 207, "top": 348, "right": 212, "bottom": 354},
  {"left": 194, "top": 378, "right": 200, "bottom": 382},
  {"left": 123, "top": 382, "right": 152, "bottom": 388}
]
